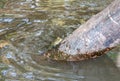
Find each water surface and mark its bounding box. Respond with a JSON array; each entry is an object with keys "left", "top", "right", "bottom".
[{"left": 0, "top": 0, "right": 120, "bottom": 81}]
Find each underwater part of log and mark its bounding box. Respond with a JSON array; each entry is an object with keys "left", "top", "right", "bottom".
[{"left": 44, "top": 47, "right": 114, "bottom": 61}]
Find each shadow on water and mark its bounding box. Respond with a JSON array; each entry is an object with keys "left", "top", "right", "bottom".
[{"left": 0, "top": 0, "right": 120, "bottom": 81}]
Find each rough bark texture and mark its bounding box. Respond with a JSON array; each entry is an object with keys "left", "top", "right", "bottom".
[{"left": 59, "top": 0, "right": 120, "bottom": 56}]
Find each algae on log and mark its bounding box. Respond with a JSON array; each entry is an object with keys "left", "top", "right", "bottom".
[{"left": 58, "top": 0, "right": 120, "bottom": 60}]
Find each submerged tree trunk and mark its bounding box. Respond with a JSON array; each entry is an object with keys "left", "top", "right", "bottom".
[{"left": 57, "top": 0, "right": 120, "bottom": 61}]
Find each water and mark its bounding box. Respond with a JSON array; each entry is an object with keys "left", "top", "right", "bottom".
[{"left": 0, "top": 0, "right": 120, "bottom": 81}]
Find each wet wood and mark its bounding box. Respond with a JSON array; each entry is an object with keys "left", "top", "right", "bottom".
[{"left": 59, "top": 0, "right": 120, "bottom": 59}]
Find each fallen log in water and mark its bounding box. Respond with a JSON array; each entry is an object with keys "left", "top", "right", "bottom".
[{"left": 45, "top": 0, "right": 120, "bottom": 61}]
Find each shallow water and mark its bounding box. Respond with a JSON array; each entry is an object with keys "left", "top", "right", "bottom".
[{"left": 0, "top": 0, "right": 120, "bottom": 81}]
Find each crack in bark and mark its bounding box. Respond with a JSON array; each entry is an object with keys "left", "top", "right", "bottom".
[{"left": 108, "top": 9, "right": 119, "bottom": 25}]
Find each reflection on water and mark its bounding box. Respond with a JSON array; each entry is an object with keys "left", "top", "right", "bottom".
[{"left": 0, "top": 0, "right": 120, "bottom": 81}]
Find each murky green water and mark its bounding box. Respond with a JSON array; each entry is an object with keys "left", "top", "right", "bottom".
[{"left": 0, "top": 0, "right": 120, "bottom": 81}]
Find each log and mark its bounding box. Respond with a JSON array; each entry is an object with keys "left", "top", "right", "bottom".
[{"left": 57, "top": 0, "right": 120, "bottom": 61}]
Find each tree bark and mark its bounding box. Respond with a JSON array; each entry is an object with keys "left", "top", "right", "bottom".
[{"left": 59, "top": 0, "right": 120, "bottom": 57}]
